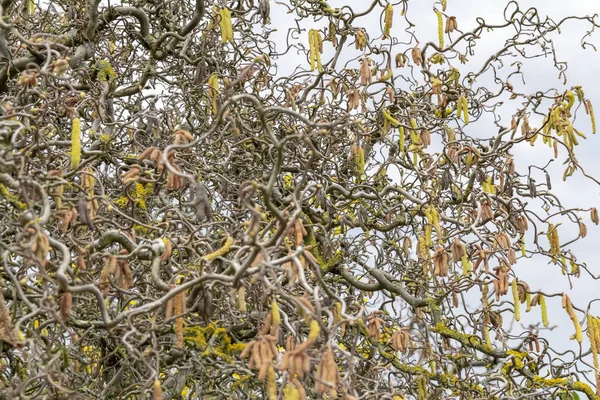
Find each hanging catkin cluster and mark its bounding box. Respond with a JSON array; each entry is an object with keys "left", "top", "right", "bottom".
[
  {"left": 586, "top": 314, "right": 600, "bottom": 394},
  {"left": 355, "top": 29, "right": 367, "bottom": 51},
  {"left": 308, "top": 29, "right": 323, "bottom": 72},
  {"left": 457, "top": 95, "right": 469, "bottom": 124},
  {"left": 314, "top": 347, "right": 340, "bottom": 397},
  {"left": 546, "top": 223, "right": 561, "bottom": 262}
]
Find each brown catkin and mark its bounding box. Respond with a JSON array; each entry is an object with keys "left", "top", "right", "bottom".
[
  {"left": 153, "top": 379, "right": 162, "bottom": 400},
  {"left": 174, "top": 290, "right": 184, "bottom": 349},
  {"left": 60, "top": 292, "right": 73, "bottom": 320}
]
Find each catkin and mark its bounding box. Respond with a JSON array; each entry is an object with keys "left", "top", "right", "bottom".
[
  {"left": 589, "top": 316, "right": 600, "bottom": 395},
  {"left": 383, "top": 4, "right": 394, "bottom": 38},
  {"left": 267, "top": 366, "right": 277, "bottom": 400},
  {"left": 436, "top": 10, "right": 444, "bottom": 48},
  {"left": 71, "top": 118, "right": 81, "bottom": 170},
  {"left": 220, "top": 8, "right": 233, "bottom": 43},
  {"left": 461, "top": 96, "right": 469, "bottom": 124},
  {"left": 283, "top": 384, "right": 300, "bottom": 400},
  {"left": 540, "top": 295, "right": 548, "bottom": 327},
  {"left": 461, "top": 254, "right": 471, "bottom": 275},
  {"left": 511, "top": 280, "right": 521, "bottom": 321},
  {"left": 308, "top": 29, "right": 323, "bottom": 72},
  {"left": 174, "top": 290, "right": 184, "bottom": 349},
  {"left": 308, "top": 320, "right": 321, "bottom": 341},
  {"left": 271, "top": 299, "right": 281, "bottom": 333},
  {"left": 399, "top": 126, "right": 405, "bottom": 152},
  {"left": 238, "top": 286, "right": 247, "bottom": 312},
  {"left": 587, "top": 314, "right": 599, "bottom": 369},
  {"left": 563, "top": 296, "right": 583, "bottom": 343},
  {"left": 208, "top": 73, "right": 219, "bottom": 115},
  {"left": 588, "top": 100, "right": 596, "bottom": 134},
  {"left": 309, "top": 30, "right": 316, "bottom": 71},
  {"left": 153, "top": 379, "right": 162, "bottom": 400}
]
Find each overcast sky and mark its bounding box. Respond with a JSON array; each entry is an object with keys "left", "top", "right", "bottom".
[{"left": 265, "top": 0, "right": 600, "bottom": 373}]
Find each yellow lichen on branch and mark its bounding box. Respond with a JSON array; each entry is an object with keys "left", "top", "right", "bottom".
[{"left": 204, "top": 236, "right": 233, "bottom": 261}]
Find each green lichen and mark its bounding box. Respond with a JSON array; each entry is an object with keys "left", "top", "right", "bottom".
[
  {"left": 133, "top": 225, "right": 153, "bottom": 235},
  {"left": 532, "top": 376, "right": 599, "bottom": 400},
  {"left": 115, "top": 196, "right": 128, "bottom": 208},
  {"left": 230, "top": 374, "right": 251, "bottom": 391},
  {"left": 115, "top": 183, "right": 154, "bottom": 209},
  {"left": 430, "top": 322, "right": 494, "bottom": 354},
  {"left": 0, "top": 184, "right": 27, "bottom": 210},
  {"left": 95, "top": 60, "right": 116, "bottom": 82},
  {"left": 99, "top": 134, "right": 112, "bottom": 143},
  {"left": 184, "top": 323, "right": 246, "bottom": 364},
  {"left": 379, "top": 349, "right": 487, "bottom": 397},
  {"left": 134, "top": 183, "right": 153, "bottom": 208},
  {"left": 302, "top": 213, "right": 343, "bottom": 271}
]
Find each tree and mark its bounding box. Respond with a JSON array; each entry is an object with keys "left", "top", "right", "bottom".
[{"left": 0, "top": 0, "right": 600, "bottom": 398}]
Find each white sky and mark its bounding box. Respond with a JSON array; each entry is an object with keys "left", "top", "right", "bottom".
[{"left": 264, "top": 0, "right": 600, "bottom": 375}]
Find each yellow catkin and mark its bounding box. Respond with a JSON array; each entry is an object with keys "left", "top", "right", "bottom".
[
  {"left": 219, "top": 8, "right": 233, "bottom": 43},
  {"left": 204, "top": 236, "right": 233, "bottom": 261},
  {"left": 410, "top": 117, "right": 418, "bottom": 130},
  {"left": 309, "top": 30, "right": 316, "bottom": 71},
  {"left": 399, "top": 125, "right": 405, "bottom": 152},
  {"left": 238, "top": 286, "right": 247, "bottom": 312},
  {"left": 283, "top": 384, "right": 300, "bottom": 400},
  {"left": 594, "top": 318, "right": 600, "bottom": 361},
  {"left": 462, "top": 96, "right": 469, "bottom": 124},
  {"left": 483, "top": 323, "right": 491, "bottom": 348},
  {"left": 308, "top": 29, "right": 322, "bottom": 72},
  {"left": 446, "top": 126, "right": 455, "bottom": 142},
  {"left": 271, "top": 299, "right": 280, "bottom": 327},
  {"left": 512, "top": 279, "right": 520, "bottom": 321},
  {"left": 565, "top": 300, "right": 583, "bottom": 343},
  {"left": 593, "top": 317, "right": 600, "bottom": 395},
  {"left": 308, "top": 320, "right": 321, "bottom": 341},
  {"left": 71, "top": 118, "right": 81, "bottom": 169},
  {"left": 436, "top": 9, "right": 444, "bottom": 48},
  {"left": 589, "top": 100, "right": 597, "bottom": 134},
  {"left": 208, "top": 73, "right": 219, "bottom": 114},
  {"left": 267, "top": 366, "right": 277, "bottom": 400},
  {"left": 384, "top": 4, "right": 394, "bottom": 38},
  {"left": 587, "top": 315, "right": 599, "bottom": 370},
  {"left": 540, "top": 295, "right": 548, "bottom": 327}
]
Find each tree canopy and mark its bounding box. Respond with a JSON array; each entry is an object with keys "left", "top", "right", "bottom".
[{"left": 1, "top": 0, "right": 600, "bottom": 399}]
